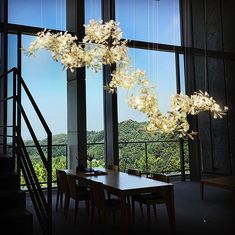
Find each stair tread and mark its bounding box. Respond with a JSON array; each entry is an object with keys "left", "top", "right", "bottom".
[
  {"left": 0, "top": 189, "right": 25, "bottom": 195},
  {"left": 0, "top": 209, "right": 32, "bottom": 218},
  {"left": 0, "top": 172, "right": 19, "bottom": 176},
  {"left": 0, "top": 172, "right": 19, "bottom": 178},
  {"left": 0, "top": 154, "right": 13, "bottom": 158}
]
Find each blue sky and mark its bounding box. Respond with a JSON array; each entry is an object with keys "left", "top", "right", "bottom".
[{"left": 8, "top": 0, "right": 181, "bottom": 140}]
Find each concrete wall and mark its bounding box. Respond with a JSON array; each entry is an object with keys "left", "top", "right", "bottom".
[{"left": 186, "top": 0, "right": 235, "bottom": 175}]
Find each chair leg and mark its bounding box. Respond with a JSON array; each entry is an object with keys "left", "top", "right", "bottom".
[
  {"left": 127, "top": 205, "right": 132, "bottom": 225},
  {"left": 200, "top": 182, "right": 204, "bottom": 200},
  {"left": 56, "top": 189, "right": 60, "bottom": 211},
  {"left": 74, "top": 200, "right": 79, "bottom": 224},
  {"left": 139, "top": 202, "right": 144, "bottom": 217},
  {"left": 112, "top": 211, "right": 116, "bottom": 224},
  {"left": 98, "top": 209, "right": 101, "bottom": 223},
  {"left": 90, "top": 205, "right": 95, "bottom": 225},
  {"left": 147, "top": 204, "right": 151, "bottom": 232},
  {"left": 102, "top": 209, "right": 107, "bottom": 233},
  {"left": 152, "top": 204, "right": 158, "bottom": 221},
  {"left": 85, "top": 200, "right": 90, "bottom": 215},
  {"left": 60, "top": 192, "right": 63, "bottom": 208},
  {"left": 64, "top": 195, "right": 70, "bottom": 218},
  {"left": 132, "top": 199, "right": 135, "bottom": 224}
]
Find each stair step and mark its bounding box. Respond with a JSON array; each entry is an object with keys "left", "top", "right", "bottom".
[
  {"left": 0, "top": 209, "right": 33, "bottom": 235},
  {"left": 0, "top": 190, "right": 26, "bottom": 211},
  {"left": 0, "top": 154, "right": 15, "bottom": 172},
  {"left": 0, "top": 172, "right": 20, "bottom": 190}
]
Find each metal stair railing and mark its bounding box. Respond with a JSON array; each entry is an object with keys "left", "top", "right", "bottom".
[{"left": 0, "top": 67, "right": 52, "bottom": 235}]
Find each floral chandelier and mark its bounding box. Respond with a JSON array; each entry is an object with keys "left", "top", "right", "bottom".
[{"left": 25, "top": 19, "right": 228, "bottom": 139}]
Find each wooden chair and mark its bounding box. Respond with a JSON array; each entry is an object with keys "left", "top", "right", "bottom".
[
  {"left": 132, "top": 173, "right": 170, "bottom": 231},
  {"left": 107, "top": 165, "right": 119, "bottom": 199},
  {"left": 127, "top": 169, "right": 142, "bottom": 206},
  {"left": 55, "top": 169, "right": 70, "bottom": 216},
  {"left": 151, "top": 173, "right": 170, "bottom": 183},
  {"left": 89, "top": 180, "right": 131, "bottom": 229},
  {"left": 107, "top": 164, "right": 119, "bottom": 172},
  {"left": 66, "top": 173, "right": 90, "bottom": 223},
  {"left": 127, "top": 168, "right": 142, "bottom": 177}
]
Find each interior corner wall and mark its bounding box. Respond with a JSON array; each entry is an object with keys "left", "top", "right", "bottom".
[{"left": 190, "top": 0, "right": 235, "bottom": 175}]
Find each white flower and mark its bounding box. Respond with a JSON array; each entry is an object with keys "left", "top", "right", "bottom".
[{"left": 25, "top": 19, "right": 228, "bottom": 139}]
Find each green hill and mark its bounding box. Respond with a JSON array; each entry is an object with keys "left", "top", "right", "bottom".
[{"left": 23, "top": 119, "right": 188, "bottom": 174}]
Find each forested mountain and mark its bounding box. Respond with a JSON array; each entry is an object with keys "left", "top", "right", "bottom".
[
  {"left": 21, "top": 119, "right": 188, "bottom": 185},
  {"left": 87, "top": 119, "right": 177, "bottom": 143}
]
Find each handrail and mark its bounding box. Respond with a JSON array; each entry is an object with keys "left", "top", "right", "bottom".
[
  {"left": 0, "top": 67, "right": 15, "bottom": 78},
  {"left": 15, "top": 136, "right": 48, "bottom": 235},
  {"left": 87, "top": 140, "right": 189, "bottom": 174},
  {"left": 87, "top": 139, "right": 180, "bottom": 145},
  {"left": 18, "top": 75, "right": 51, "bottom": 134},
  {"left": 17, "top": 102, "right": 48, "bottom": 168},
  {"left": 0, "top": 68, "right": 52, "bottom": 235}
]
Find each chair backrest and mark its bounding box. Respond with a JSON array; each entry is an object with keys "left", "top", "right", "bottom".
[
  {"left": 152, "top": 173, "right": 170, "bottom": 183},
  {"left": 127, "top": 169, "right": 141, "bottom": 177},
  {"left": 67, "top": 174, "right": 79, "bottom": 199},
  {"left": 56, "top": 169, "right": 69, "bottom": 194},
  {"left": 108, "top": 164, "right": 119, "bottom": 172},
  {"left": 90, "top": 181, "right": 106, "bottom": 209}
]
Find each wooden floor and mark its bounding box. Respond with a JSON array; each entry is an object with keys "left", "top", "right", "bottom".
[{"left": 26, "top": 180, "right": 235, "bottom": 235}]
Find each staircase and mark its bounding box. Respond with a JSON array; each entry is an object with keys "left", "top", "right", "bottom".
[
  {"left": 0, "top": 68, "right": 52, "bottom": 235},
  {"left": 0, "top": 154, "right": 33, "bottom": 234}
]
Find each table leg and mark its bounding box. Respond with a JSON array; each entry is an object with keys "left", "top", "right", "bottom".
[
  {"left": 120, "top": 193, "right": 128, "bottom": 234},
  {"left": 166, "top": 187, "right": 175, "bottom": 235},
  {"left": 200, "top": 182, "right": 204, "bottom": 200}
]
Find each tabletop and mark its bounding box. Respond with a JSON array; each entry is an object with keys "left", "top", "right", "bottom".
[{"left": 65, "top": 168, "right": 173, "bottom": 194}]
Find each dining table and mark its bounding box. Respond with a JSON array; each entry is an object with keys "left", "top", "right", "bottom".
[{"left": 65, "top": 167, "right": 175, "bottom": 234}]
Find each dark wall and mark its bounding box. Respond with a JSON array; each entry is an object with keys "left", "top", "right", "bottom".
[{"left": 183, "top": 0, "right": 235, "bottom": 177}]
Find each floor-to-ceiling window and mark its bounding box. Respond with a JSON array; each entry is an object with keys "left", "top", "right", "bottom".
[
  {"left": 5, "top": 0, "right": 67, "bottom": 185},
  {"left": 115, "top": 0, "right": 189, "bottom": 174},
  {"left": 1, "top": 0, "right": 189, "bottom": 179},
  {"left": 85, "top": 0, "right": 105, "bottom": 167}
]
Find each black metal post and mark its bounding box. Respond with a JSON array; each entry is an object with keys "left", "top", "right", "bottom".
[{"left": 102, "top": 0, "right": 119, "bottom": 167}]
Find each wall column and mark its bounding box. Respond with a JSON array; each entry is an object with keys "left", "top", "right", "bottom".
[
  {"left": 102, "top": 0, "right": 119, "bottom": 167},
  {"left": 66, "top": 0, "right": 87, "bottom": 169}
]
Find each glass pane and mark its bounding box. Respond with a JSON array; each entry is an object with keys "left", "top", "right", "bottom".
[
  {"left": 21, "top": 35, "right": 67, "bottom": 141},
  {"left": 86, "top": 69, "right": 104, "bottom": 136},
  {"left": 86, "top": 68, "right": 104, "bottom": 166},
  {"left": 8, "top": 34, "right": 17, "bottom": 99},
  {"left": 118, "top": 48, "right": 177, "bottom": 139},
  {"left": 179, "top": 54, "right": 186, "bottom": 94},
  {"left": 85, "top": 0, "right": 101, "bottom": 23},
  {"left": 85, "top": 0, "right": 104, "bottom": 166},
  {"left": 7, "top": 34, "right": 17, "bottom": 142},
  {"left": 8, "top": 0, "right": 66, "bottom": 30},
  {"left": 118, "top": 48, "right": 178, "bottom": 172},
  {"left": 116, "top": 0, "right": 181, "bottom": 45}
]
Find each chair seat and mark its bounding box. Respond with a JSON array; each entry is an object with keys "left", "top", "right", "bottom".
[
  {"left": 75, "top": 189, "right": 90, "bottom": 200},
  {"left": 105, "top": 198, "right": 121, "bottom": 207},
  {"left": 132, "top": 192, "right": 166, "bottom": 204}
]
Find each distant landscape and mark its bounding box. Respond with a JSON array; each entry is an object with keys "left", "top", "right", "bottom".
[{"left": 22, "top": 119, "right": 189, "bottom": 185}]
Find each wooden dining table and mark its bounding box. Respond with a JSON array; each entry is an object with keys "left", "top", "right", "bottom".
[{"left": 65, "top": 168, "right": 175, "bottom": 234}]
